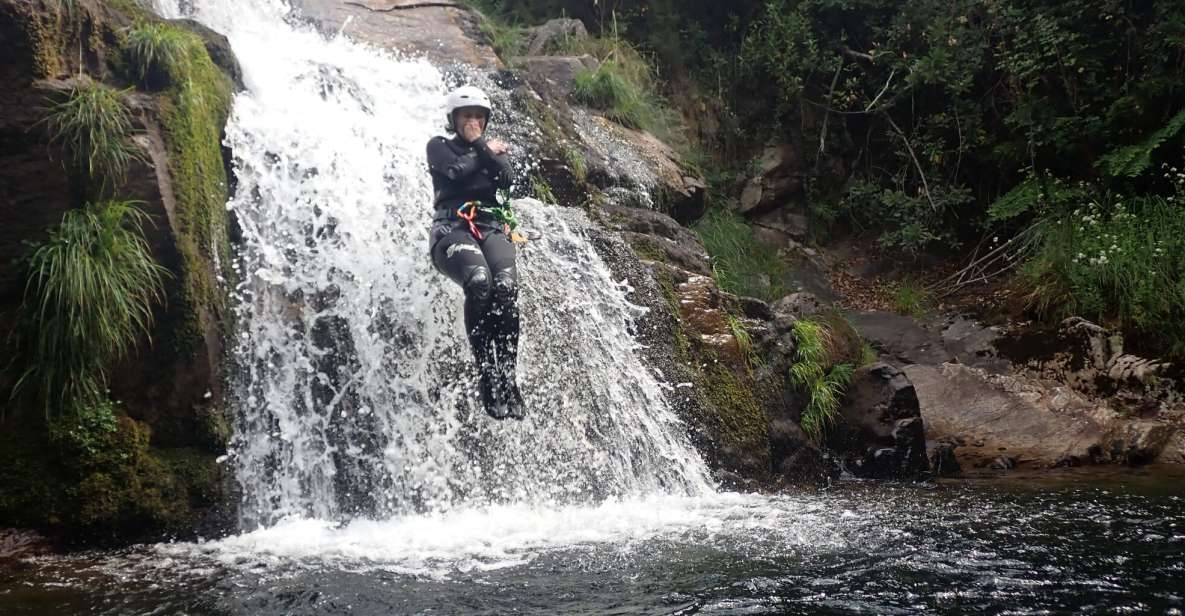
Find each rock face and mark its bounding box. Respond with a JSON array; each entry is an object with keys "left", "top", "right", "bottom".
[
  {"left": 290, "top": 0, "right": 500, "bottom": 68},
  {"left": 0, "top": 0, "right": 238, "bottom": 542},
  {"left": 828, "top": 363, "right": 929, "bottom": 479}
]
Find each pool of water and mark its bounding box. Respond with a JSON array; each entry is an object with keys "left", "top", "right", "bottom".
[{"left": 3, "top": 476, "right": 1184, "bottom": 615}]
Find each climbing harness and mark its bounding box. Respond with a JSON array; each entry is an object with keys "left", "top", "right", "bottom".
[{"left": 457, "top": 200, "right": 529, "bottom": 243}]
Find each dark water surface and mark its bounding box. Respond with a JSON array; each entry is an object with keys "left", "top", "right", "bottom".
[{"left": 3, "top": 474, "right": 1184, "bottom": 615}]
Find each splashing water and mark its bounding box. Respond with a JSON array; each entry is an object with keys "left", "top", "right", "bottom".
[{"left": 151, "top": 0, "right": 712, "bottom": 529}]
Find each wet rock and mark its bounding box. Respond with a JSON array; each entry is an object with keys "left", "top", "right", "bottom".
[
  {"left": 927, "top": 440, "right": 961, "bottom": 476},
  {"left": 827, "top": 363, "right": 929, "bottom": 479},
  {"left": 989, "top": 455, "right": 1017, "bottom": 470},
  {"left": 574, "top": 114, "right": 706, "bottom": 223},
  {"left": 522, "top": 17, "right": 587, "bottom": 55},
  {"left": 0, "top": 528, "right": 54, "bottom": 560},
  {"left": 517, "top": 54, "right": 597, "bottom": 101},
  {"left": 604, "top": 204, "right": 711, "bottom": 276},
  {"left": 770, "top": 418, "right": 840, "bottom": 485},
  {"left": 1102, "top": 419, "right": 1177, "bottom": 465}
]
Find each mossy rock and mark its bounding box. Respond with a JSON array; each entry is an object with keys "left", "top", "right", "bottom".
[{"left": 0, "top": 412, "right": 226, "bottom": 545}]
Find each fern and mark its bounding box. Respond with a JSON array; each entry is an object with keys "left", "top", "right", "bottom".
[{"left": 1098, "top": 108, "right": 1185, "bottom": 178}]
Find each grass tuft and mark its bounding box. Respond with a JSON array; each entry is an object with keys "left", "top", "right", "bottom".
[
  {"left": 125, "top": 22, "right": 195, "bottom": 85},
  {"left": 11, "top": 201, "right": 169, "bottom": 416},
  {"left": 726, "top": 312, "right": 762, "bottom": 373},
  {"left": 892, "top": 277, "right": 929, "bottom": 318},
  {"left": 789, "top": 319, "right": 854, "bottom": 441},
  {"left": 694, "top": 207, "right": 791, "bottom": 301},
  {"left": 44, "top": 81, "right": 139, "bottom": 188}
]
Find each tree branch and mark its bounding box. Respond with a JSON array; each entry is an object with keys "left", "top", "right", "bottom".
[
  {"left": 884, "top": 114, "right": 938, "bottom": 212},
  {"left": 837, "top": 43, "right": 875, "bottom": 64}
]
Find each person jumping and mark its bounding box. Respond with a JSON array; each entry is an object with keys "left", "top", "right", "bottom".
[{"left": 426, "top": 85, "right": 525, "bottom": 420}]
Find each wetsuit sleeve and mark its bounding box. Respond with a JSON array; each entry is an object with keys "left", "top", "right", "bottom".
[
  {"left": 427, "top": 137, "right": 482, "bottom": 181},
  {"left": 472, "top": 137, "right": 514, "bottom": 190}
]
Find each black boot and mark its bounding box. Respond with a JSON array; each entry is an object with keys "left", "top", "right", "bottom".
[
  {"left": 499, "top": 371, "right": 526, "bottom": 420},
  {"left": 479, "top": 369, "right": 512, "bottom": 420}
]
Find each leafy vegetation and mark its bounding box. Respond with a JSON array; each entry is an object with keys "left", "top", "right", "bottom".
[
  {"left": 789, "top": 319, "right": 854, "bottom": 441},
  {"left": 1020, "top": 175, "right": 1185, "bottom": 356},
  {"left": 44, "top": 81, "right": 138, "bottom": 188},
  {"left": 11, "top": 201, "right": 169, "bottom": 416}
]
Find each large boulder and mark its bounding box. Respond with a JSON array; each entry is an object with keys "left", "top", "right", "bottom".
[
  {"left": 522, "top": 17, "right": 587, "bottom": 55},
  {"left": 828, "top": 363, "right": 929, "bottom": 479},
  {"left": 903, "top": 363, "right": 1185, "bottom": 468},
  {"left": 739, "top": 144, "right": 803, "bottom": 217},
  {"left": 0, "top": 0, "right": 238, "bottom": 542}
]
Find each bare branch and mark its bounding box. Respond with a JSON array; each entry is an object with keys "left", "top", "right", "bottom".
[
  {"left": 884, "top": 114, "right": 938, "bottom": 212},
  {"left": 864, "top": 68, "right": 896, "bottom": 112}
]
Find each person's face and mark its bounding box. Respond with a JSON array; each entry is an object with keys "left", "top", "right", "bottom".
[{"left": 455, "top": 107, "right": 487, "bottom": 142}]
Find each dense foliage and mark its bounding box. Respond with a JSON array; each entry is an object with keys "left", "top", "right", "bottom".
[{"left": 478, "top": 0, "right": 1185, "bottom": 356}]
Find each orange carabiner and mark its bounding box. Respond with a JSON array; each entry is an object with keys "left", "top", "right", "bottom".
[{"left": 457, "top": 201, "right": 483, "bottom": 240}]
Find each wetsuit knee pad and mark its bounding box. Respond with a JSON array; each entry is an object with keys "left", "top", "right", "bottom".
[
  {"left": 492, "top": 272, "right": 518, "bottom": 304},
  {"left": 463, "top": 266, "right": 492, "bottom": 301}
]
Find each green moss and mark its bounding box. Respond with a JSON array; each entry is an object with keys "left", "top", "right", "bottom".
[
  {"left": 629, "top": 234, "right": 667, "bottom": 263},
  {"left": 155, "top": 447, "right": 223, "bottom": 509},
  {"left": 149, "top": 27, "right": 234, "bottom": 358},
  {"left": 0, "top": 411, "right": 218, "bottom": 541},
  {"left": 698, "top": 358, "right": 768, "bottom": 456},
  {"left": 27, "top": 17, "right": 60, "bottom": 78}
]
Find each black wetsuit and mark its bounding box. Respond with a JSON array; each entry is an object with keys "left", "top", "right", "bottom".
[{"left": 426, "top": 134, "right": 523, "bottom": 418}]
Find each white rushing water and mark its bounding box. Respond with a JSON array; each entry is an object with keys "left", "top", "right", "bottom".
[{"left": 152, "top": 0, "right": 714, "bottom": 531}]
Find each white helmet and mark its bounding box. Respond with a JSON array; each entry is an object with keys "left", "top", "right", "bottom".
[{"left": 445, "top": 85, "right": 493, "bottom": 132}]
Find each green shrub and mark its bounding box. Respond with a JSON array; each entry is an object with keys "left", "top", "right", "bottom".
[
  {"left": 12, "top": 201, "right": 169, "bottom": 416},
  {"left": 1021, "top": 179, "right": 1185, "bottom": 356},
  {"left": 125, "top": 22, "right": 195, "bottom": 85},
  {"left": 694, "top": 207, "right": 790, "bottom": 301},
  {"left": 789, "top": 319, "right": 854, "bottom": 441},
  {"left": 44, "top": 81, "right": 138, "bottom": 187}
]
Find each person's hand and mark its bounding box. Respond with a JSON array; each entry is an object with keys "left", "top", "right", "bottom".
[
  {"left": 461, "top": 120, "right": 483, "bottom": 143},
  {"left": 487, "top": 138, "right": 509, "bottom": 155}
]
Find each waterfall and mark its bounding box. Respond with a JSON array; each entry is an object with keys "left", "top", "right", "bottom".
[{"left": 153, "top": 0, "right": 713, "bottom": 529}]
